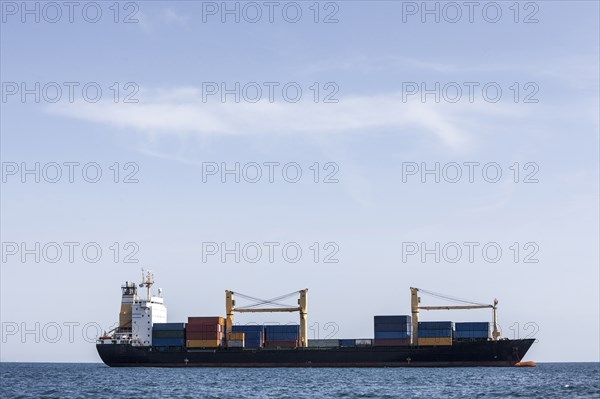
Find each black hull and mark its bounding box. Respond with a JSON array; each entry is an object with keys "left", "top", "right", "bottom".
[{"left": 97, "top": 339, "right": 534, "bottom": 368}]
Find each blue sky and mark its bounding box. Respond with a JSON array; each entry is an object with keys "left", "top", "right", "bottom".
[{"left": 1, "top": 1, "right": 598, "bottom": 362}]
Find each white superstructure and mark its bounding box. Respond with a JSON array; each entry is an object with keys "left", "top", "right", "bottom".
[
  {"left": 131, "top": 296, "right": 167, "bottom": 346},
  {"left": 98, "top": 270, "right": 167, "bottom": 346}
]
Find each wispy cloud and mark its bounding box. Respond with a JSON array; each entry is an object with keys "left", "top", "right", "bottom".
[
  {"left": 134, "top": 7, "right": 191, "bottom": 33},
  {"left": 301, "top": 54, "right": 600, "bottom": 90},
  {"left": 45, "top": 87, "right": 525, "bottom": 152}
]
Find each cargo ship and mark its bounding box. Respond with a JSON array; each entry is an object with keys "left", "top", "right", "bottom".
[{"left": 96, "top": 271, "right": 534, "bottom": 367}]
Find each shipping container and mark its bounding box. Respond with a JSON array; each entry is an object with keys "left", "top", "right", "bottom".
[
  {"left": 152, "top": 338, "right": 185, "bottom": 347},
  {"left": 374, "top": 331, "right": 411, "bottom": 340},
  {"left": 228, "top": 332, "right": 245, "bottom": 341},
  {"left": 374, "top": 315, "right": 411, "bottom": 324},
  {"left": 186, "top": 331, "right": 224, "bottom": 340},
  {"left": 232, "top": 326, "right": 264, "bottom": 348},
  {"left": 339, "top": 339, "right": 356, "bottom": 348},
  {"left": 455, "top": 322, "right": 490, "bottom": 331},
  {"left": 186, "top": 339, "right": 222, "bottom": 348},
  {"left": 373, "top": 339, "right": 411, "bottom": 346},
  {"left": 227, "top": 340, "right": 244, "bottom": 348},
  {"left": 265, "top": 334, "right": 299, "bottom": 341},
  {"left": 265, "top": 325, "right": 300, "bottom": 341},
  {"left": 454, "top": 331, "right": 489, "bottom": 339},
  {"left": 152, "top": 330, "right": 185, "bottom": 339},
  {"left": 418, "top": 329, "right": 452, "bottom": 338},
  {"left": 418, "top": 337, "right": 453, "bottom": 346},
  {"left": 265, "top": 325, "right": 300, "bottom": 332},
  {"left": 152, "top": 323, "right": 186, "bottom": 331},
  {"left": 232, "top": 325, "right": 264, "bottom": 332},
  {"left": 355, "top": 339, "right": 373, "bottom": 347},
  {"left": 240, "top": 332, "right": 263, "bottom": 340},
  {"left": 186, "top": 324, "right": 223, "bottom": 333},
  {"left": 187, "top": 317, "right": 225, "bottom": 325},
  {"left": 264, "top": 340, "right": 298, "bottom": 348},
  {"left": 374, "top": 323, "right": 412, "bottom": 332},
  {"left": 418, "top": 321, "right": 453, "bottom": 330},
  {"left": 308, "top": 339, "right": 339, "bottom": 348}
]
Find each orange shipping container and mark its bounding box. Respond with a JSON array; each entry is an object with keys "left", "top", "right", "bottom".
[
  {"left": 228, "top": 332, "right": 245, "bottom": 341},
  {"left": 417, "top": 337, "right": 452, "bottom": 346},
  {"left": 186, "top": 339, "right": 222, "bottom": 348}
]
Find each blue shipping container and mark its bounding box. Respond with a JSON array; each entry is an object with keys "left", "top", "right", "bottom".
[
  {"left": 419, "top": 321, "right": 453, "bottom": 330},
  {"left": 232, "top": 325, "right": 265, "bottom": 347},
  {"left": 418, "top": 329, "right": 452, "bottom": 338},
  {"left": 266, "top": 333, "right": 299, "bottom": 340},
  {"left": 374, "top": 316, "right": 411, "bottom": 324},
  {"left": 265, "top": 325, "right": 300, "bottom": 332},
  {"left": 374, "top": 323, "right": 411, "bottom": 332},
  {"left": 152, "top": 330, "right": 185, "bottom": 339},
  {"left": 265, "top": 325, "right": 300, "bottom": 340},
  {"left": 339, "top": 339, "right": 356, "bottom": 347},
  {"left": 153, "top": 338, "right": 185, "bottom": 346},
  {"left": 242, "top": 334, "right": 264, "bottom": 344},
  {"left": 241, "top": 331, "right": 263, "bottom": 338},
  {"left": 153, "top": 323, "right": 186, "bottom": 331},
  {"left": 454, "top": 331, "right": 489, "bottom": 339},
  {"left": 455, "top": 322, "right": 489, "bottom": 331},
  {"left": 232, "top": 325, "right": 265, "bottom": 332},
  {"left": 374, "top": 331, "right": 411, "bottom": 339}
]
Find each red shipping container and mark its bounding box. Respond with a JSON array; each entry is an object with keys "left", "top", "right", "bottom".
[
  {"left": 264, "top": 340, "right": 298, "bottom": 348},
  {"left": 186, "top": 331, "right": 224, "bottom": 340},
  {"left": 373, "top": 339, "right": 411, "bottom": 346},
  {"left": 188, "top": 317, "right": 224, "bottom": 325},
  {"left": 186, "top": 324, "right": 222, "bottom": 333}
]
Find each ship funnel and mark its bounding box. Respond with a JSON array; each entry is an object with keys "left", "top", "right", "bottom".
[{"left": 119, "top": 281, "right": 137, "bottom": 330}]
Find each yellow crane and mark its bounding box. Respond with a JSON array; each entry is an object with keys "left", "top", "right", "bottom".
[
  {"left": 226, "top": 289, "right": 309, "bottom": 347},
  {"left": 410, "top": 287, "right": 500, "bottom": 344}
]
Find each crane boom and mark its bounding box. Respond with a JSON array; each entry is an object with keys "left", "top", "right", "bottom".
[
  {"left": 410, "top": 287, "right": 500, "bottom": 344},
  {"left": 235, "top": 307, "right": 301, "bottom": 313},
  {"left": 419, "top": 305, "right": 492, "bottom": 310},
  {"left": 225, "top": 289, "right": 309, "bottom": 347}
]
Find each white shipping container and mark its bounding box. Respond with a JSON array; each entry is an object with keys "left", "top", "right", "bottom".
[
  {"left": 355, "top": 339, "right": 373, "bottom": 346},
  {"left": 308, "top": 339, "right": 339, "bottom": 348},
  {"left": 227, "top": 340, "right": 244, "bottom": 348}
]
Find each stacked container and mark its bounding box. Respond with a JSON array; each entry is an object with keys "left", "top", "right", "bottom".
[
  {"left": 152, "top": 323, "right": 186, "bottom": 347},
  {"left": 308, "top": 339, "right": 339, "bottom": 348},
  {"left": 227, "top": 332, "right": 245, "bottom": 348},
  {"left": 454, "top": 322, "right": 490, "bottom": 340},
  {"left": 186, "top": 317, "right": 225, "bottom": 348},
  {"left": 418, "top": 321, "right": 453, "bottom": 346},
  {"left": 338, "top": 339, "right": 356, "bottom": 348},
  {"left": 264, "top": 325, "right": 299, "bottom": 348},
  {"left": 374, "top": 315, "right": 411, "bottom": 346},
  {"left": 232, "top": 325, "right": 264, "bottom": 348}
]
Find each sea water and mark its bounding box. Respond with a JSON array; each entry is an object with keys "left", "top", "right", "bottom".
[{"left": 1, "top": 362, "right": 599, "bottom": 398}]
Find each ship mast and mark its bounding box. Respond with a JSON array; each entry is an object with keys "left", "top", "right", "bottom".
[{"left": 139, "top": 269, "right": 155, "bottom": 300}]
